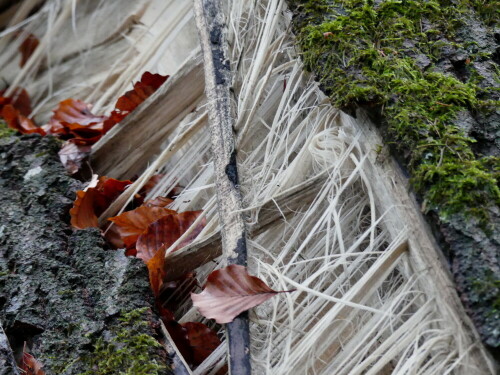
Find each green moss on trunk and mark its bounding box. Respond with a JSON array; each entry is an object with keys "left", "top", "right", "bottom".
[{"left": 291, "top": 0, "right": 499, "bottom": 225}]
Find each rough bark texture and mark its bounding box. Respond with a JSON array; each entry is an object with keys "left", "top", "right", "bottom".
[
  {"left": 287, "top": 0, "right": 499, "bottom": 353},
  {"left": 0, "top": 134, "right": 170, "bottom": 374}
]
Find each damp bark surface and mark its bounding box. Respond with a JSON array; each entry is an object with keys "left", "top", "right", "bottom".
[
  {"left": 0, "top": 134, "right": 170, "bottom": 374},
  {"left": 288, "top": 0, "right": 500, "bottom": 353}
]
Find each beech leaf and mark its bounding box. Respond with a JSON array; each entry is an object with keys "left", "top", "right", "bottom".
[
  {"left": 1, "top": 104, "right": 44, "bottom": 135},
  {"left": 19, "top": 351, "right": 45, "bottom": 375},
  {"left": 182, "top": 322, "right": 221, "bottom": 365},
  {"left": 18, "top": 32, "right": 39, "bottom": 67},
  {"left": 143, "top": 212, "right": 205, "bottom": 296},
  {"left": 108, "top": 206, "right": 176, "bottom": 249},
  {"left": 44, "top": 99, "right": 105, "bottom": 140},
  {"left": 191, "top": 265, "right": 293, "bottom": 324},
  {"left": 70, "top": 176, "right": 132, "bottom": 229},
  {"left": 58, "top": 140, "right": 91, "bottom": 174},
  {"left": 103, "top": 72, "right": 169, "bottom": 132},
  {"left": 0, "top": 87, "right": 32, "bottom": 116},
  {"left": 136, "top": 210, "right": 204, "bottom": 261}
]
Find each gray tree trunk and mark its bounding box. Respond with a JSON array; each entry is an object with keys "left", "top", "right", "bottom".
[{"left": 0, "top": 134, "right": 171, "bottom": 374}]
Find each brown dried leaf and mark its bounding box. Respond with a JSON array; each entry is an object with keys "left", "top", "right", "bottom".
[
  {"left": 103, "top": 72, "right": 169, "bottom": 133},
  {"left": 18, "top": 32, "right": 39, "bottom": 67},
  {"left": 108, "top": 206, "right": 175, "bottom": 249},
  {"left": 182, "top": 322, "right": 221, "bottom": 365},
  {"left": 1, "top": 104, "right": 44, "bottom": 135},
  {"left": 192, "top": 265, "right": 293, "bottom": 324},
  {"left": 44, "top": 99, "right": 105, "bottom": 140},
  {"left": 144, "top": 212, "right": 204, "bottom": 296},
  {"left": 70, "top": 176, "right": 132, "bottom": 229},
  {"left": 0, "top": 87, "right": 32, "bottom": 116},
  {"left": 136, "top": 211, "right": 204, "bottom": 261},
  {"left": 19, "top": 351, "right": 45, "bottom": 375},
  {"left": 58, "top": 140, "right": 91, "bottom": 174}
]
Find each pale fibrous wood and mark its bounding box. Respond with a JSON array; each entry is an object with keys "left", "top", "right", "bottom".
[{"left": 0, "top": 0, "right": 496, "bottom": 374}]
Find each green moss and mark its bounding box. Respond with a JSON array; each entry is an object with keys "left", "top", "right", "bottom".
[
  {"left": 470, "top": 270, "right": 500, "bottom": 315},
  {"left": 291, "top": 0, "right": 500, "bottom": 227},
  {"left": 78, "top": 308, "right": 167, "bottom": 375},
  {"left": 0, "top": 120, "right": 15, "bottom": 138}
]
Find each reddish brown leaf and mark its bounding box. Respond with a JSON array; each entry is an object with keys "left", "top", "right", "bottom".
[
  {"left": 182, "top": 322, "right": 221, "bottom": 365},
  {"left": 147, "top": 249, "right": 167, "bottom": 296},
  {"left": 70, "top": 189, "right": 99, "bottom": 229},
  {"left": 103, "top": 222, "right": 125, "bottom": 249},
  {"left": 1, "top": 104, "right": 45, "bottom": 135},
  {"left": 44, "top": 99, "right": 105, "bottom": 140},
  {"left": 160, "top": 308, "right": 220, "bottom": 367},
  {"left": 70, "top": 176, "right": 132, "bottom": 229},
  {"left": 19, "top": 32, "right": 39, "bottom": 67},
  {"left": 142, "top": 174, "right": 165, "bottom": 194},
  {"left": 143, "top": 212, "right": 204, "bottom": 296},
  {"left": 58, "top": 140, "right": 91, "bottom": 174},
  {"left": 192, "top": 265, "right": 293, "bottom": 324},
  {"left": 0, "top": 87, "right": 32, "bottom": 116},
  {"left": 19, "top": 351, "right": 45, "bottom": 375},
  {"left": 108, "top": 206, "right": 175, "bottom": 249},
  {"left": 103, "top": 72, "right": 169, "bottom": 132},
  {"left": 136, "top": 211, "right": 204, "bottom": 262},
  {"left": 158, "top": 272, "right": 198, "bottom": 312}
]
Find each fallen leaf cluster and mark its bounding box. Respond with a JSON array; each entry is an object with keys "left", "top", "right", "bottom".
[
  {"left": 69, "top": 174, "right": 220, "bottom": 367},
  {"left": 0, "top": 70, "right": 168, "bottom": 173}
]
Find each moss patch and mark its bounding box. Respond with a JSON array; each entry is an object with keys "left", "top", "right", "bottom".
[
  {"left": 0, "top": 120, "right": 15, "bottom": 138},
  {"left": 289, "top": 0, "right": 500, "bottom": 227},
  {"left": 79, "top": 308, "right": 168, "bottom": 375}
]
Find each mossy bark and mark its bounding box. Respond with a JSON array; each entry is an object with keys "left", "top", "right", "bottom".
[
  {"left": 288, "top": 0, "right": 499, "bottom": 352},
  {"left": 0, "top": 134, "right": 170, "bottom": 374}
]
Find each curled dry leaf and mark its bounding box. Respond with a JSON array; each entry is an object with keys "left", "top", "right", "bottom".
[
  {"left": 0, "top": 87, "right": 32, "bottom": 116},
  {"left": 70, "top": 176, "right": 132, "bottom": 229},
  {"left": 136, "top": 211, "right": 204, "bottom": 261},
  {"left": 43, "top": 99, "right": 106, "bottom": 139},
  {"left": 140, "top": 212, "right": 204, "bottom": 296},
  {"left": 103, "top": 72, "right": 169, "bottom": 132},
  {"left": 1, "top": 104, "right": 44, "bottom": 135},
  {"left": 192, "top": 265, "right": 294, "bottom": 324},
  {"left": 160, "top": 307, "right": 221, "bottom": 366},
  {"left": 18, "top": 32, "right": 39, "bottom": 67},
  {"left": 19, "top": 351, "right": 45, "bottom": 375},
  {"left": 108, "top": 206, "right": 176, "bottom": 250},
  {"left": 182, "top": 322, "right": 221, "bottom": 365},
  {"left": 58, "top": 140, "right": 92, "bottom": 174}
]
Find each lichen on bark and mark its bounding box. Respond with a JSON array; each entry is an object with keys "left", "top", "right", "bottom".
[
  {"left": 0, "top": 134, "right": 170, "bottom": 373},
  {"left": 288, "top": 0, "right": 499, "bottom": 350}
]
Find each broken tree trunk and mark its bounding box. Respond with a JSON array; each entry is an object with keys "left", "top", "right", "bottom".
[{"left": 194, "top": 0, "right": 251, "bottom": 374}]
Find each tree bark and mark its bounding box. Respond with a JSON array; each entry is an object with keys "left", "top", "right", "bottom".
[{"left": 0, "top": 134, "right": 171, "bottom": 374}]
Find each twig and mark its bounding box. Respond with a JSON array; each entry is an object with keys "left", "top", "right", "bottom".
[{"left": 194, "top": 0, "right": 251, "bottom": 374}]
